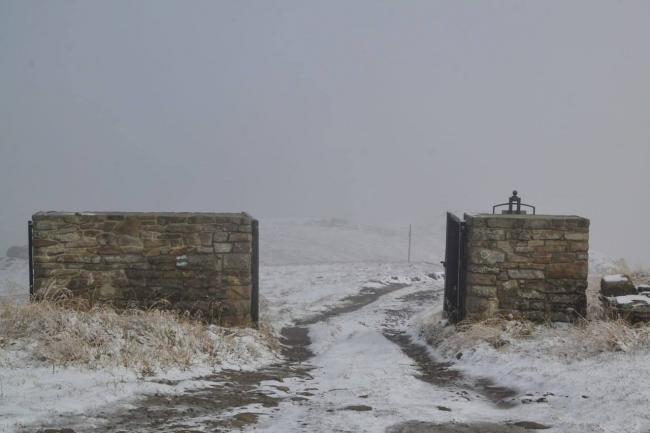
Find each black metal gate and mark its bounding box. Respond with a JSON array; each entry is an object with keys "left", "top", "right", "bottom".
[
  {"left": 28, "top": 220, "right": 34, "bottom": 297},
  {"left": 250, "top": 218, "right": 259, "bottom": 326},
  {"left": 442, "top": 212, "right": 466, "bottom": 322}
]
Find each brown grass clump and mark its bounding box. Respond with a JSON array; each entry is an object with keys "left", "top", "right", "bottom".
[
  {"left": 423, "top": 317, "right": 535, "bottom": 356},
  {"left": 570, "top": 318, "right": 650, "bottom": 356},
  {"left": 0, "top": 293, "right": 278, "bottom": 377},
  {"left": 422, "top": 315, "right": 650, "bottom": 361}
]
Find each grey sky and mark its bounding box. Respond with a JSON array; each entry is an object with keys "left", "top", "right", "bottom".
[{"left": 1, "top": 0, "right": 649, "bottom": 264}]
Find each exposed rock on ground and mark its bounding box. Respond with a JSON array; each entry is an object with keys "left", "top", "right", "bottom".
[{"left": 600, "top": 274, "right": 636, "bottom": 297}]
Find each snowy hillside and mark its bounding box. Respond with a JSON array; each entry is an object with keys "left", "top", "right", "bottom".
[
  {"left": 588, "top": 250, "right": 629, "bottom": 276},
  {"left": 0, "top": 257, "right": 29, "bottom": 300},
  {"left": 259, "top": 218, "right": 445, "bottom": 266}
]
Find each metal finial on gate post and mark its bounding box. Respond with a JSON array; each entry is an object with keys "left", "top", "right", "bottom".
[
  {"left": 492, "top": 191, "right": 536, "bottom": 215},
  {"left": 509, "top": 190, "right": 521, "bottom": 214}
]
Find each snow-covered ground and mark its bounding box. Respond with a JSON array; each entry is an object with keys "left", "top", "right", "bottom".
[
  {"left": 0, "top": 257, "right": 29, "bottom": 301},
  {"left": 1, "top": 366, "right": 217, "bottom": 432},
  {"left": 254, "top": 259, "right": 650, "bottom": 433},
  {"left": 413, "top": 310, "right": 650, "bottom": 433},
  {"left": 250, "top": 264, "right": 516, "bottom": 432},
  {"left": 0, "top": 312, "right": 279, "bottom": 432},
  {"left": 1, "top": 217, "right": 648, "bottom": 432}
]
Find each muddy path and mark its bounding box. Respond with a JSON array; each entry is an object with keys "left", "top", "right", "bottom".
[
  {"left": 30, "top": 280, "right": 544, "bottom": 433},
  {"left": 386, "top": 420, "right": 551, "bottom": 433},
  {"left": 381, "top": 290, "right": 518, "bottom": 408},
  {"left": 30, "top": 283, "right": 408, "bottom": 433},
  {"left": 279, "top": 283, "right": 409, "bottom": 363}
]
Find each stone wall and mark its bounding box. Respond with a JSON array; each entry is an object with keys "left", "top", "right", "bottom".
[
  {"left": 464, "top": 214, "right": 589, "bottom": 322},
  {"left": 31, "top": 212, "right": 258, "bottom": 326}
]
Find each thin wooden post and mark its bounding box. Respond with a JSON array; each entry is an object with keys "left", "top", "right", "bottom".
[{"left": 408, "top": 224, "right": 412, "bottom": 263}]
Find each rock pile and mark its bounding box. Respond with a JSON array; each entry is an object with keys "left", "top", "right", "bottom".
[{"left": 600, "top": 274, "right": 650, "bottom": 322}]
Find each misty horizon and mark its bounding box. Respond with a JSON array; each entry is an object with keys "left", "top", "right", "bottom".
[{"left": 1, "top": 1, "right": 649, "bottom": 266}]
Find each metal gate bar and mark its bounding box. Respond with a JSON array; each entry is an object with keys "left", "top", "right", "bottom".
[
  {"left": 250, "top": 219, "right": 259, "bottom": 326},
  {"left": 443, "top": 213, "right": 467, "bottom": 323},
  {"left": 28, "top": 220, "right": 34, "bottom": 297}
]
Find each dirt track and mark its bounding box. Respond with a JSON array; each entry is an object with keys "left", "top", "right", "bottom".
[{"left": 32, "top": 281, "right": 548, "bottom": 433}]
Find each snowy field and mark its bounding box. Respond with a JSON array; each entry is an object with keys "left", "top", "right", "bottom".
[
  {"left": 0, "top": 217, "right": 647, "bottom": 432},
  {"left": 0, "top": 257, "right": 29, "bottom": 302},
  {"left": 259, "top": 217, "right": 444, "bottom": 266}
]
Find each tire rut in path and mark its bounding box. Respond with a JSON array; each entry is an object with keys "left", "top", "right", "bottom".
[
  {"left": 381, "top": 290, "right": 551, "bottom": 432},
  {"left": 380, "top": 290, "right": 518, "bottom": 408}
]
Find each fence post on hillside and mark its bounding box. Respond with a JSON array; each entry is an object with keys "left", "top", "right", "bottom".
[{"left": 408, "top": 224, "right": 412, "bottom": 263}]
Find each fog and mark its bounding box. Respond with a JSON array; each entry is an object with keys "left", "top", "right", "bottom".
[{"left": 1, "top": 1, "right": 649, "bottom": 265}]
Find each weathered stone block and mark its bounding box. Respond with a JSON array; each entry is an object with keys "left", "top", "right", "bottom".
[
  {"left": 232, "top": 242, "right": 252, "bottom": 253},
  {"left": 600, "top": 274, "right": 636, "bottom": 297},
  {"left": 531, "top": 254, "right": 552, "bottom": 264},
  {"left": 550, "top": 252, "right": 577, "bottom": 263},
  {"left": 51, "top": 231, "right": 81, "bottom": 242},
  {"left": 547, "top": 262, "right": 588, "bottom": 279},
  {"left": 469, "top": 249, "right": 506, "bottom": 265},
  {"left": 506, "top": 229, "right": 531, "bottom": 241},
  {"left": 507, "top": 253, "right": 531, "bottom": 263},
  {"left": 487, "top": 218, "right": 522, "bottom": 228},
  {"left": 508, "top": 269, "right": 545, "bottom": 279},
  {"left": 166, "top": 224, "right": 198, "bottom": 233},
  {"left": 468, "top": 285, "right": 497, "bottom": 298},
  {"left": 501, "top": 279, "right": 519, "bottom": 291},
  {"left": 564, "top": 232, "right": 589, "bottom": 241},
  {"left": 523, "top": 219, "right": 552, "bottom": 229},
  {"left": 465, "top": 296, "right": 498, "bottom": 315},
  {"left": 568, "top": 241, "right": 589, "bottom": 252},
  {"left": 467, "top": 273, "right": 497, "bottom": 285},
  {"left": 199, "top": 232, "right": 213, "bottom": 246},
  {"left": 34, "top": 221, "right": 59, "bottom": 230},
  {"left": 223, "top": 253, "right": 251, "bottom": 271},
  {"left": 467, "top": 264, "right": 500, "bottom": 274},
  {"left": 543, "top": 240, "right": 568, "bottom": 252},
  {"left": 516, "top": 287, "right": 545, "bottom": 300},
  {"left": 212, "top": 232, "right": 229, "bottom": 242},
  {"left": 530, "top": 230, "right": 563, "bottom": 240},
  {"left": 114, "top": 218, "right": 141, "bottom": 236},
  {"left": 229, "top": 233, "right": 252, "bottom": 242},
  {"left": 213, "top": 243, "right": 233, "bottom": 253},
  {"left": 547, "top": 293, "right": 583, "bottom": 304},
  {"left": 496, "top": 241, "right": 514, "bottom": 252},
  {"left": 33, "top": 239, "right": 59, "bottom": 248}
]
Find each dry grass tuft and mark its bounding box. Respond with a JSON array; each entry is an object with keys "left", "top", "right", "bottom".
[
  {"left": 0, "top": 296, "right": 279, "bottom": 376},
  {"left": 422, "top": 315, "right": 650, "bottom": 361},
  {"left": 570, "top": 318, "right": 650, "bottom": 355}
]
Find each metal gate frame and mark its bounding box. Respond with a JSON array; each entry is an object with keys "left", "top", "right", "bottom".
[
  {"left": 442, "top": 212, "right": 467, "bottom": 323},
  {"left": 251, "top": 219, "right": 259, "bottom": 326},
  {"left": 28, "top": 220, "right": 34, "bottom": 297}
]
